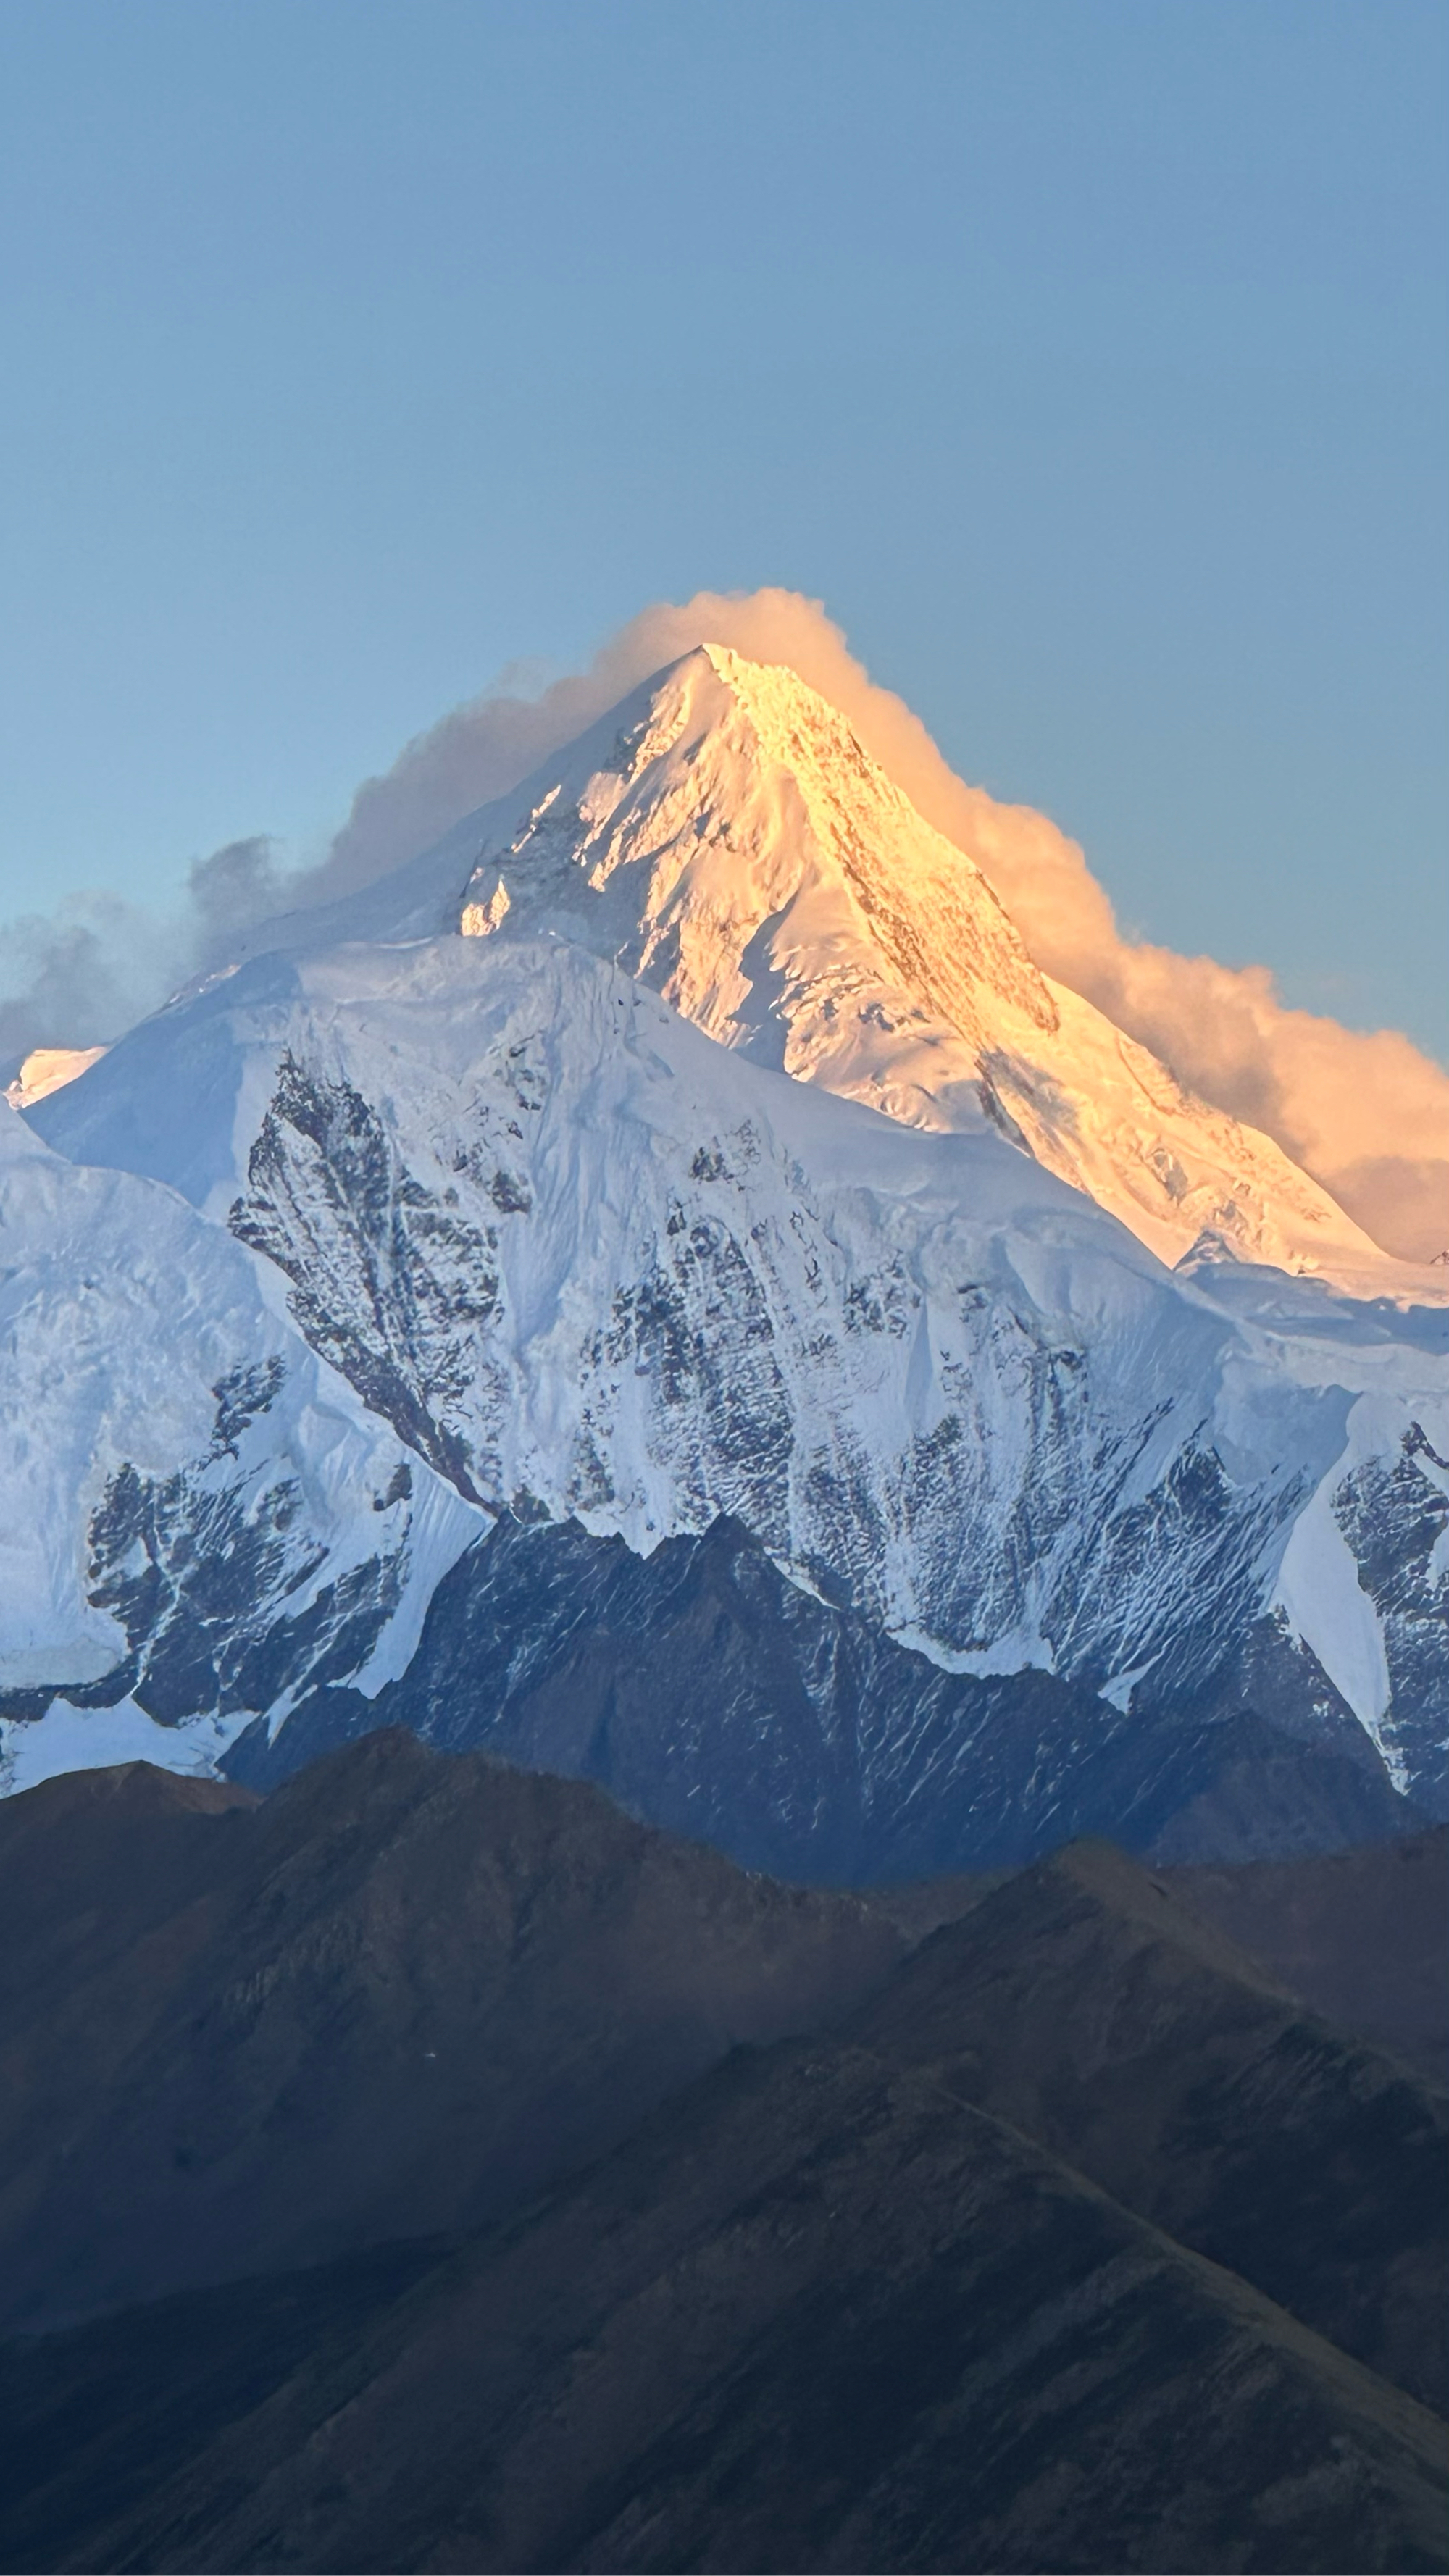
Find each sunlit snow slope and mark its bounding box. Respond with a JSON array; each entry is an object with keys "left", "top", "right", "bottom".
[{"left": 442, "top": 648, "right": 1388, "bottom": 1279}]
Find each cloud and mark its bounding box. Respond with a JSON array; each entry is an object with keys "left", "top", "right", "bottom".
[
  {"left": 0, "top": 893, "right": 186, "bottom": 1072},
  {"left": 186, "top": 835, "right": 288, "bottom": 940},
  {"left": 4, "top": 588, "right": 1445, "bottom": 1260},
  {"left": 0, "top": 838, "right": 280, "bottom": 1078}
]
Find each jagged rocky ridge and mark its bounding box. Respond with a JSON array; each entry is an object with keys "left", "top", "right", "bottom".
[
  {"left": 227, "top": 1513, "right": 1417, "bottom": 1873},
  {"left": 11, "top": 648, "right": 1448, "bottom": 1840}
]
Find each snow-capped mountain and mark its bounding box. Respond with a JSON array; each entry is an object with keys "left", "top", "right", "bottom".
[{"left": 10, "top": 645, "right": 1447, "bottom": 1840}]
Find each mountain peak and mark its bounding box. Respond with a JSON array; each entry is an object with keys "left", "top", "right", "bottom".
[
  {"left": 459, "top": 640, "right": 1056, "bottom": 1074},
  {"left": 447, "top": 646, "right": 1378, "bottom": 1276}
]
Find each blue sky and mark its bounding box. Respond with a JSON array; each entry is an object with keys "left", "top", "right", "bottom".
[{"left": 1, "top": 0, "right": 1445, "bottom": 1057}]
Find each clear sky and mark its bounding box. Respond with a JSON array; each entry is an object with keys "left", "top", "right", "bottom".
[{"left": 1, "top": 0, "right": 1445, "bottom": 1058}]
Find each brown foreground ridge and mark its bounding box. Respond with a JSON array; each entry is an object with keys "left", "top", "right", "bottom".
[
  {"left": 0, "top": 1732, "right": 902, "bottom": 2333},
  {"left": 0, "top": 1735, "right": 1444, "bottom": 2574},
  {"left": 1164, "top": 1825, "right": 1449, "bottom": 2090}
]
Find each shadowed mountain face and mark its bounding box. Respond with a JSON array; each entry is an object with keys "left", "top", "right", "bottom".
[
  {"left": 0, "top": 1736, "right": 901, "bottom": 2335},
  {"left": 2, "top": 2048, "right": 1445, "bottom": 2576},
  {"left": 225, "top": 1512, "right": 1422, "bottom": 1875},
  {"left": 0, "top": 1762, "right": 257, "bottom": 1980},
  {"left": 1, "top": 1738, "right": 1445, "bottom": 2575}
]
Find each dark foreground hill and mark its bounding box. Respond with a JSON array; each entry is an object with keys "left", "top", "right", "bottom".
[
  {"left": 1165, "top": 1825, "right": 1449, "bottom": 2090},
  {"left": 848, "top": 1838, "right": 1449, "bottom": 2410},
  {"left": 0, "top": 1735, "right": 901, "bottom": 2333},
  {"left": 3, "top": 2044, "right": 1445, "bottom": 2576},
  {"left": 0, "top": 1736, "right": 1445, "bottom": 2574}
]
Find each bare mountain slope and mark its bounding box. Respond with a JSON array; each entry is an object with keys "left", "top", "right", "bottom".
[
  {"left": 0, "top": 1741, "right": 1444, "bottom": 2576},
  {"left": 7, "top": 2049, "right": 1446, "bottom": 2576},
  {"left": 1166, "top": 1826, "right": 1449, "bottom": 2089},
  {"left": 848, "top": 1838, "right": 1449, "bottom": 2409},
  {"left": 0, "top": 1733, "right": 901, "bottom": 2335}
]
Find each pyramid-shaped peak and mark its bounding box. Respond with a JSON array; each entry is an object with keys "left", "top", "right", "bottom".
[
  {"left": 459, "top": 634, "right": 1056, "bottom": 1066},
  {"left": 693, "top": 637, "right": 870, "bottom": 740},
  {"left": 450, "top": 640, "right": 1380, "bottom": 1279},
  {"left": 512, "top": 638, "right": 930, "bottom": 844}
]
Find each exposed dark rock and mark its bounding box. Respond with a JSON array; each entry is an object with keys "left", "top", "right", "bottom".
[
  {"left": 1333, "top": 1426, "right": 1449, "bottom": 1812},
  {"left": 225, "top": 1510, "right": 1421, "bottom": 1873},
  {"left": 0, "top": 1430, "right": 410, "bottom": 1733},
  {"left": 230, "top": 1050, "right": 503, "bottom": 1500}
]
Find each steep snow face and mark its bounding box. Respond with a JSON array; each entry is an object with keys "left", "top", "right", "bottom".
[
  {"left": 0, "top": 1104, "right": 480, "bottom": 1789},
  {"left": 426, "top": 646, "right": 1385, "bottom": 1279},
  {"left": 1181, "top": 1255, "right": 1449, "bottom": 1798},
  {"left": 33, "top": 937, "right": 1434, "bottom": 1760}
]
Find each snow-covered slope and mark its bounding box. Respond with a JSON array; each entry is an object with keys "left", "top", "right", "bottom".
[
  {"left": 1169, "top": 1250, "right": 1449, "bottom": 1802},
  {"left": 4, "top": 1046, "right": 109, "bottom": 1108},
  {"left": 0, "top": 1103, "right": 479, "bottom": 1793},
  {"left": 160, "top": 646, "right": 1395, "bottom": 1279},
  {"left": 30, "top": 928, "right": 1448, "bottom": 1810},
  {"left": 12, "top": 643, "right": 1446, "bottom": 1827}
]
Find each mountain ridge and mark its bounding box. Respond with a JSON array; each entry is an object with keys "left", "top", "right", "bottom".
[
  {"left": 222, "top": 1508, "right": 1422, "bottom": 1876},
  {"left": 0, "top": 1734, "right": 1443, "bottom": 2576}
]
